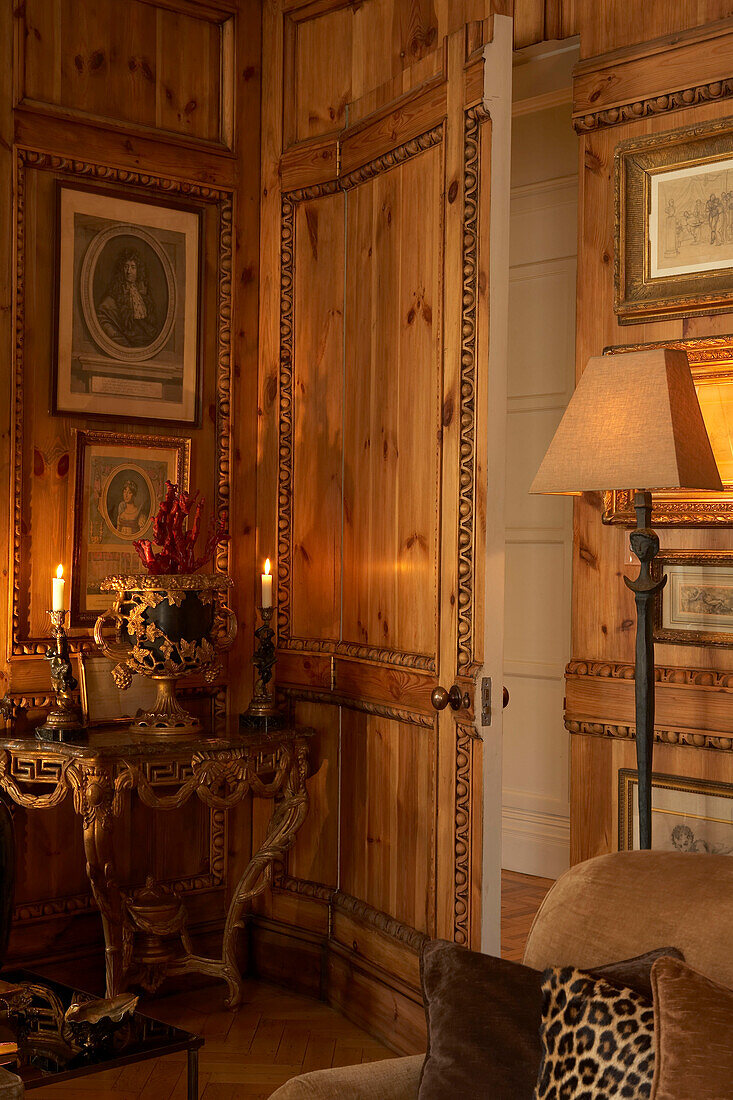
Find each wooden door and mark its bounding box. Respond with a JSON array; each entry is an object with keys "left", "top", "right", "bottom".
[{"left": 256, "top": 1, "right": 511, "bottom": 1046}]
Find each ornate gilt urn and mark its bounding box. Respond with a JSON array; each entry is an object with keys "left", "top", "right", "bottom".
[{"left": 94, "top": 573, "right": 236, "bottom": 733}]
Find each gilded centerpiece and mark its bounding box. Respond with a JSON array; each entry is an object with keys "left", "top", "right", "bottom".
[{"left": 94, "top": 481, "right": 235, "bottom": 733}]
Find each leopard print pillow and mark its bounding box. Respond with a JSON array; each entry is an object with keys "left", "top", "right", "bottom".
[{"left": 533, "top": 966, "right": 655, "bottom": 1100}]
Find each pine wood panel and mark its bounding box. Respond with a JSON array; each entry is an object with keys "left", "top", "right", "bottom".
[
  {"left": 291, "top": 192, "right": 345, "bottom": 642},
  {"left": 341, "top": 144, "right": 441, "bottom": 659},
  {"left": 286, "top": 700, "right": 340, "bottom": 887},
  {"left": 339, "top": 710, "right": 435, "bottom": 932},
  {"left": 19, "top": 0, "right": 231, "bottom": 146}
]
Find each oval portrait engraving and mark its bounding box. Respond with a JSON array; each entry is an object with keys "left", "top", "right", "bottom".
[
  {"left": 100, "top": 463, "right": 155, "bottom": 541},
  {"left": 80, "top": 225, "right": 176, "bottom": 362}
]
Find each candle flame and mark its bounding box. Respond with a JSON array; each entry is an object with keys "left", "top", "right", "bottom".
[
  {"left": 264, "top": 558, "right": 271, "bottom": 576},
  {"left": 56, "top": 564, "right": 64, "bottom": 579}
]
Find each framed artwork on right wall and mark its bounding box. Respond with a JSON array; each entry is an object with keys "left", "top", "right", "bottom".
[
  {"left": 616, "top": 117, "right": 733, "bottom": 324},
  {"left": 619, "top": 770, "right": 733, "bottom": 855}
]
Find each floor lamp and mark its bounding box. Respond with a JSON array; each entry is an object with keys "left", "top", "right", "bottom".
[{"left": 531, "top": 348, "right": 722, "bottom": 850}]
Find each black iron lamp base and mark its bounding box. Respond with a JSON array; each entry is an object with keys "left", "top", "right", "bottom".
[{"left": 623, "top": 490, "right": 667, "bottom": 850}]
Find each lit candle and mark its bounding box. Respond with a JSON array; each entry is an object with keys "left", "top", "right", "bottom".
[
  {"left": 52, "top": 564, "right": 65, "bottom": 611},
  {"left": 261, "top": 558, "right": 273, "bottom": 608}
]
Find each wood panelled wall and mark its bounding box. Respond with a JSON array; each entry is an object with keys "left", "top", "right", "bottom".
[
  {"left": 0, "top": 0, "right": 261, "bottom": 968},
  {"left": 564, "top": 6, "right": 733, "bottom": 860}
]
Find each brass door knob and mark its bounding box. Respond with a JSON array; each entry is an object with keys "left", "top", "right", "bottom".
[
  {"left": 431, "top": 684, "right": 470, "bottom": 712},
  {"left": 503, "top": 686, "right": 509, "bottom": 708}
]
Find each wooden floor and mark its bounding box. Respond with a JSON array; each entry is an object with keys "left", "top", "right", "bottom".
[
  {"left": 501, "top": 868, "right": 554, "bottom": 962},
  {"left": 30, "top": 870, "right": 552, "bottom": 1098}
]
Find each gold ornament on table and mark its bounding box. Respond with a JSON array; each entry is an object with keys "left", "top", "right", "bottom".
[
  {"left": 94, "top": 482, "right": 236, "bottom": 734},
  {"left": 36, "top": 566, "right": 87, "bottom": 743}
]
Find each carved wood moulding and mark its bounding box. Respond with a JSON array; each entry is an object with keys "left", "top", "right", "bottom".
[
  {"left": 565, "top": 658, "right": 733, "bottom": 752},
  {"left": 566, "top": 718, "right": 733, "bottom": 753},
  {"left": 574, "top": 78, "right": 733, "bottom": 134},
  {"left": 11, "top": 150, "right": 233, "bottom": 656},
  {"left": 453, "top": 723, "right": 475, "bottom": 946},
  {"left": 274, "top": 873, "right": 428, "bottom": 955},
  {"left": 456, "top": 104, "right": 489, "bottom": 678},
  {"left": 282, "top": 686, "right": 435, "bottom": 729}
]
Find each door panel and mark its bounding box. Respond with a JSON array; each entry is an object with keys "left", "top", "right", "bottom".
[
  {"left": 340, "top": 709, "right": 435, "bottom": 933},
  {"left": 342, "top": 143, "right": 442, "bottom": 662},
  {"left": 257, "top": 1, "right": 510, "bottom": 1037}
]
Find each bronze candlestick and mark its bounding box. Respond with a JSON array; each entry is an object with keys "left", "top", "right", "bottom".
[
  {"left": 240, "top": 606, "right": 285, "bottom": 730},
  {"left": 36, "top": 610, "right": 87, "bottom": 742}
]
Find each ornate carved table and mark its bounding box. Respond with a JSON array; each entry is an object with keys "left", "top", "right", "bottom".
[{"left": 0, "top": 720, "right": 311, "bottom": 1007}]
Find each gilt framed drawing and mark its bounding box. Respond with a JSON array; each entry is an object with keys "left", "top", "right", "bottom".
[
  {"left": 616, "top": 118, "right": 733, "bottom": 323},
  {"left": 619, "top": 769, "right": 733, "bottom": 854},
  {"left": 55, "top": 185, "right": 202, "bottom": 423},
  {"left": 652, "top": 551, "right": 733, "bottom": 647},
  {"left": 70, "top": 430, "right": 190, "bottom": 626}
]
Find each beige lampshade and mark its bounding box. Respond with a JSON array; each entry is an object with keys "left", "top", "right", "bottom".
[{"left": 530, "top": 348, "right": 723, "bottom": 494}]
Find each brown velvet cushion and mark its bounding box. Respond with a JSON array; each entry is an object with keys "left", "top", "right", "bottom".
[
  {"left": 418, "top": 940, "right": 682, "bottom": 1100},
  {"left": 651, "top": 956, "right": 733, "bottom": 1099}
]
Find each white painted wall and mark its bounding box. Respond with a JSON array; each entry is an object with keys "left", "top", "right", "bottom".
[{"left": 502, "top": 42, "right": 579, "bottom": 880}]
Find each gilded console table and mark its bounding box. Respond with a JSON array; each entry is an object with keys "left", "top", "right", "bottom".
[{"left": 0, "top": 720, "right": 311, "bottom": 1007}]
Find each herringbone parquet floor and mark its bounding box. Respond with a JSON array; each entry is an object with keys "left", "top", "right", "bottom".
[{"left": 30, "top": 870, "right": 552, "bottom": 1098}]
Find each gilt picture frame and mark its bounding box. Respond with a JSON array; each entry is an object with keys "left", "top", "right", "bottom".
[
  {"left": 616, "top": 117, "right": 733, "bottom": 323},
  {"left": 54, "top": 185, "right": 202, "bottom": 424},
  {"left": 70, "top": 429, "right": 190, "bottom": 627},
  {"left": 602, "top": 335, "right": 733, "bottom": 526},
  {"left": 619, "top": 769, "right": 733, "bottom": 854},
  {"left": 652, "top": 551, "right": 733, "bottom": 648}
]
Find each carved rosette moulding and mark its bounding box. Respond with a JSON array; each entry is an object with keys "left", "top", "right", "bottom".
[{"left": 10, "top": 150, "right": 233, "bottom": 656}]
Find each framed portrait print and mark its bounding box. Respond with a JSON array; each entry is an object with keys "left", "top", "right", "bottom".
[
  {"left": 71, "top": 430, "right": 190, "bottom": 625},
  {"left": 55, "top": 186, "right": 202, "bottom": 423},
  {"left": 651, "top": 551, "right": 733, "bottom": 648},
  {"left": 619, "top": 769, "right": 733, "bottom": 854},
  {"left": 616, "top": 117, "right": 733, "bottom": 323}
]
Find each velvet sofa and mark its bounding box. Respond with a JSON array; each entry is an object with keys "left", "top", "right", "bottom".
[{"left": 270, "top": 849, "right": 733, "bottom": 1099}]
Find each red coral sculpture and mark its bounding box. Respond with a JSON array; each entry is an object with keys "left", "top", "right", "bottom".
[{"left": 134, "top": 481, "right": 228, "bottom": 574}]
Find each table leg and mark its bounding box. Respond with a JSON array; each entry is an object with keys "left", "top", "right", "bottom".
[
  {"left": 78, "top": 765, "right": 126, "bottom": 997},
  {"left": 187, "top": 1049, "right": 199, "bottom": 1100},
  {"left": 219, "top": 742, "right": 309, "bottom": 1007}
]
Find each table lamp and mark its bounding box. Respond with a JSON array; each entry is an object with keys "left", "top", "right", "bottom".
[{"left": 530, "top": 348, "right": 723, "bottom": 849}]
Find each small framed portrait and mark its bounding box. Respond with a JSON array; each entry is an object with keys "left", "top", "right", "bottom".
[
  {"left": 619, "top": 769, "right": 733, "bottom": 854},
  {"left": 616, "top": 117, "right": 733, "bottom": 324},
  {"left": 70, "top": 429, "right": 190, "bottom": 626},
  {"left": 55, "top": 185, "right": 202, "bottom": 423}
]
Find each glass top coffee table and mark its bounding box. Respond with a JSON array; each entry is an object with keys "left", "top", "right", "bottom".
[{"left": 0, "top": 971, "right": 202, "bottom": 1098}]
